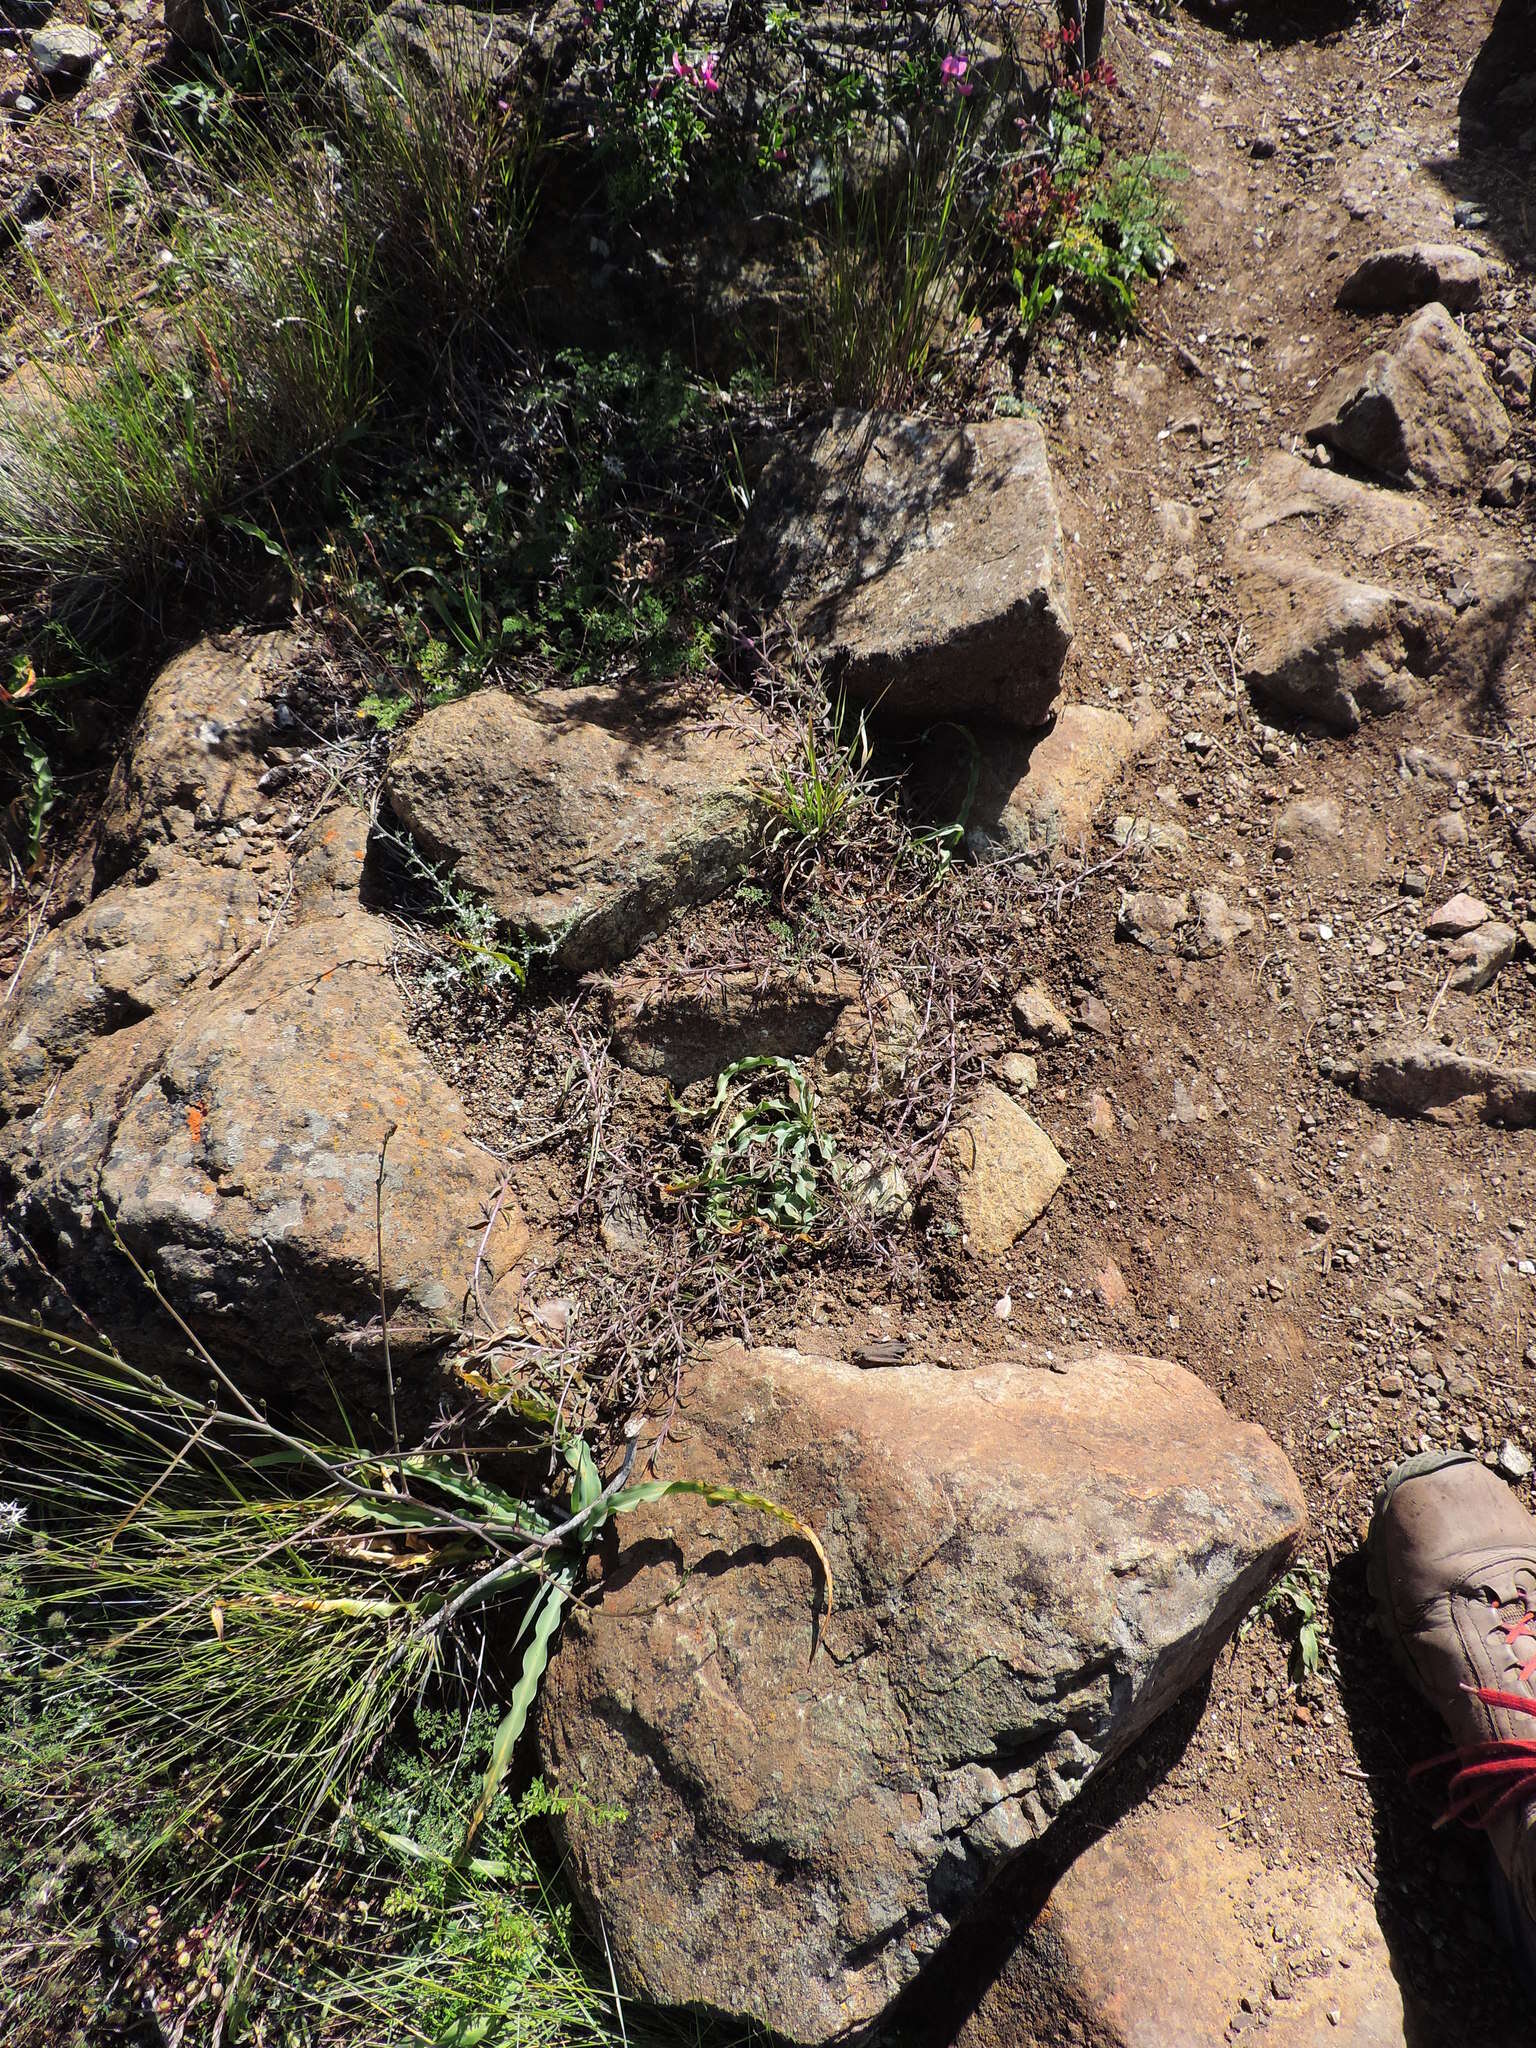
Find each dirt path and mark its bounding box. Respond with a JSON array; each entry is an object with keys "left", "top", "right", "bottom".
[{"left": 944, "top": 1, "right": 1536, "bottom": 2035}]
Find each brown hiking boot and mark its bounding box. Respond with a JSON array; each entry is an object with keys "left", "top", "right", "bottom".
[{"left": 1369, "top": 1447, "right": 1536, "bottom": 1920}]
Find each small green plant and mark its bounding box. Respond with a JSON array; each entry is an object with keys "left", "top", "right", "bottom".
[
  {"left": 759, "top": 694, "right": 873, "bottom": 855},
  {"left": 377, "top": 818, "right": 529, "bottom": 995},
  {"left": 1240, "top": 1560, "right": 1328, "bottom": 1684},
  {"left": 669, "top": 1055, "right": 838, "bottom": 1237},
  {"left": 998, "top": 25, "right": 1183, "bottom": 337}
]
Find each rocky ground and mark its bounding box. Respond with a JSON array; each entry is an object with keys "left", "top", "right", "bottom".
[{"left": 3, "top": 0, "right": 1536, "bottom": 2043}]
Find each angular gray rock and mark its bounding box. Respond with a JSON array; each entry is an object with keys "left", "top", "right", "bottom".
[
  {"left": 1305, "top": 302, "right": 1511, "bottom": 489},
  {"left": 1336, "top": 243, "right": 1485, "bottom": 314},
  {"left": 539, "top": 1343, "right": 1305, "bottom": 2044},
  {"left": 738, "top": 413, "right": 1074, "bottom": 729},
  {"left": 30, "top": 23, "right": 102, "bottom": 87},
  {"left": 383, "top": 687, "right": 761, "bottom": 971},
  {"left": 1234, "top": 553, "right": 1454, "bottom": 732}
]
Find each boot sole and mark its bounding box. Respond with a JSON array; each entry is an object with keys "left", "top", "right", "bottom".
[{"left": 1365, "top": 1447, "right": 1480, "bottom": 1689}]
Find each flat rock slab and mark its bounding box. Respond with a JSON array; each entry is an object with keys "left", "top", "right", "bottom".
[
  {"left": 1337, "top": 242, "right": 1485, "bottom": 313},
  {"left": 956, "top": 1805, "right": 1405, "bottom": 2047},
  {"left": 1227, "top": 452, "right": 1435, "bottom": 564},
  {"left": 1351, "top": 1037, "right": 1536, "bottom": 1126},
  {"left": 602, "top": 964, "right": 857, "bottom": 1087},
  {"left": 949, "top": 1084, "right": 1068, "bottom": 1254},
  {"left": 383, "top": 688, "right": 761, "bottom": 971},
  {"left": 1305, "top": 302, "right": 1511, "bottom": 490},
  {"left": 539, "top": 1343, "right": 1305, "bottom": 2043},
  {"left": 1234, "top": 553, "right": 1453, "bottom": 732},
  {"left": 739, "top": 412, "right": 1073, "bottom": 729}
]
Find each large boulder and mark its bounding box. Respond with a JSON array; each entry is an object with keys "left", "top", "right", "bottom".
[
  {"left": 382, "top": 687, "right": 761, "bottom": 971},
  {"left": 1226, "top": 452, "right": 1434, "bottom": 564},
  {"left": 539, "top": 1343, "right": 1305, "bottom": 2043},
  {"left": 1350, "top": 1037, "right": 1536, "bottom": 1126},
  {"left": 0, "top": 876, "right": 528, "bottom": 1382},
  {"left": 738, "top": 413, "right": 1074, "bottom": 729},
  {"left": 0, "top": 632, "right": 525, "bottom": 1386},
  {"left": 1234, "top": 554, "right": 1454, "bottom": 732},
  {"left": 1304, "top": 303, "right": 1511, "bottom": 490},
  {"left": 956, "top": 1805, "right": 1406, "bottom": 2048}
]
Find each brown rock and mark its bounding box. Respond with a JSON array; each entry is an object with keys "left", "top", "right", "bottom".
[
  {"left": 1118, "top": 888, "right": 1189, "bottom": 950},
  {"left": 1426, "top": 890, "right": 1490, "bottom": 937},
  {"left": 1353, "top": 1037, "right": 1536, "bottom": 1126},
  {"left": 383, "top": 688, "right": 760, "bottom": 970},
  {"left": 603, "top": 964, "right": 856, "bottom": 1087},
  {"left": 1235, "top": 553, "right": 1454, "bottom": 732},
  {"left": 956, "top": 1805, "right": 1404, "bottom": 2048},
  {"left": 1011, "top": 982, "right": 1074, "bottom": 1045},
  {"left": 0, "top": 856, "right": 262, "bottom": 1119},
  {"left": 963, "top": 704, "right": 1167, "bottom": 861},
  {"left": 949, "top": 1085, "right": 1067, "bottom": 1254},
  {"left": 539, "top": 1345, "right": 1306, "bottom": 2044},
  {"left": 0, "top": 889, "right": 526, "bottom": 1381},
  {"left": 1336, "top": 242, "right": 1485, "bottom": 313},
  {"left": 328, "top": 0, "right": 583, "bottom": 118},
  {"left": 1304, "top": 302, "right": 1511, "bottom": 489},
  {"left": 739, "top": 413, "right": 1073, "bottom": 729},
  {"left": 100, "top": 632, "right": 299, "bottom": 867}
]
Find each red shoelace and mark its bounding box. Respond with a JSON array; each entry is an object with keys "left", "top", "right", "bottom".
[{"left": 1413, "top": 1603, "right": 1536, "bottom": 1830}]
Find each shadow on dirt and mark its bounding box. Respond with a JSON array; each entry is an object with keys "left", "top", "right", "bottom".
[{"left": 1327, "top": 1544, "right": 1525, "bottom": 2047}]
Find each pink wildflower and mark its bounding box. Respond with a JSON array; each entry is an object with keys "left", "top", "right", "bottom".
[
  {"left": 940, "top": 52, "right": 975, "bottom": 94},
  {"left": 698, "top": 52, "right": 721, "bottom": 91}
]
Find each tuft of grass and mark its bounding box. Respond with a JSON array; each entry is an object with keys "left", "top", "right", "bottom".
[
  {"left": 0, "top": 1296, "right": 825, "bottom": 2044},
  {"left": 801, "top": 115, "right": 979, "bottom": 407},
  {"left": 758, "top": 693, "right": 873, "bottom": 857}
]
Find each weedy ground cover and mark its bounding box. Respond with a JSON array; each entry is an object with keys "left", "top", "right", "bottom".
[{"left": 0, "top": 1281, "right": 822, "bottom": 2044}]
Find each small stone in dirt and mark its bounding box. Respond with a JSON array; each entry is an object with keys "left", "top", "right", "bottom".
[
  {"left": 1188, "top": 888, "right": 1254, "bottom": 958},
  {"left": 1448, "top": 920, "right": 1518, "bottom": 992},
  {"left": 1077, "top": 992, "right": 1114, "bottom": 1037},
  {"left": 1336, "top": 244, "right": 1485, "bottom": 314},
  {"left": 1434, "top": 811, "right": 1468, "bottom": 848},
  {"left": 1499, "top": 1441, "right": 1533, "bottom": 1483},
  {"left": 1402, "top": 868, "right": 1430, "bottom": 899},
  {"left": 1304, "top": 302, "right": 1511, "bottom": 490},
  {"left": 1118, "top": 888, "right": 1189, "bottom": 950},
  {"left": 996, "top": 1051, "right": 1038, "bottom": 1094},
  {"left": 1251, "top": 133, "right": 1278, "bottom": 158},
  {"left": 1483, "top": 459, "right": 1531, "bottom": 508},
  {"left": 1517, "top": 812, "right": 1536, "bottom": 860},
  {"left": 1113, "top": 811, "right": 1189, "bottom": 857},
  {"left": 1304, "top": 1211, "right": 1331, "bottom": 1233},
  {"left": 1426, "top": 891, "right": 1490, "bottom": 938},
  {"left": 950, "top": 1085, "right": 1068, "bottom": 1255},
  {"left": 1378, "top": 1371, "right": 1404, "bottom": 1396},
  {"left": 30, "top": 23, "right": 103, "bottom": 85},
  {"left": 1012, "top": 981, "right": 1073, "bottom": 1045}
]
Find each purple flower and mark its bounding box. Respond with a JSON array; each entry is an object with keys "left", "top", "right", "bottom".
[
  {"left": 940, "top": 52, "right": 975, "bottom": 94},
  {"left": 698, "top": 52, "right": 722, "bottom": 92}
]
